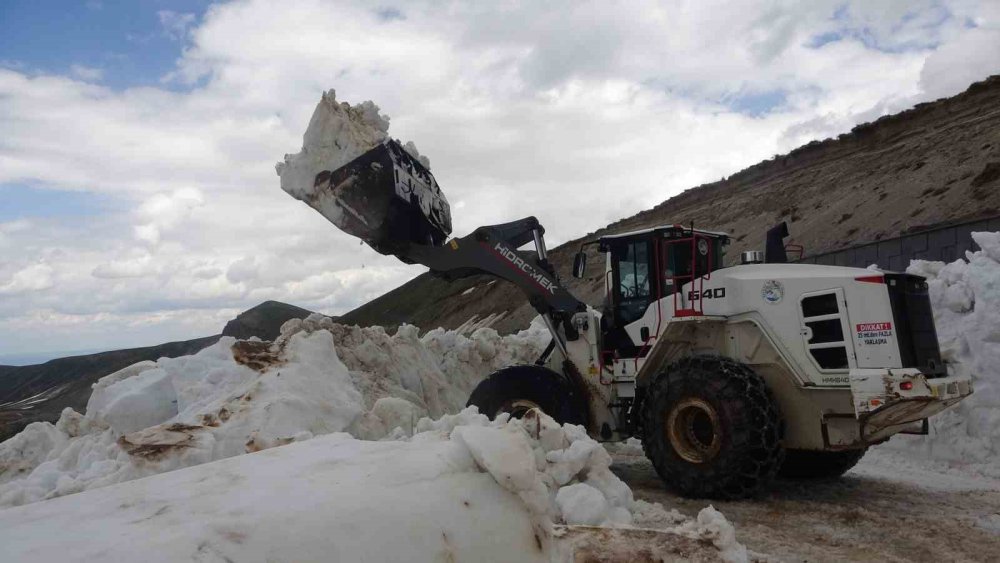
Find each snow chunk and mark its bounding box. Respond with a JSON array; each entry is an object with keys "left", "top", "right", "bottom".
[
  {"left": 555, "top": 483, "right": 609, "bottom": 526},
  {"left": 691, "top": 506, "right": 747, "bottom": 563},
  {"left": 453, "top": 424, "right": 551, "bottom": 516},
  {"left": 276, "top": 89, "right": 390, "bottom": 202}
]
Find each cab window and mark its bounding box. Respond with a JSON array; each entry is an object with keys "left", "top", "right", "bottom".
[
  {"left": 661, "top": 236, "right": 723, "bottom": 293},
  {"left": 612, "top": 239, "right": 652, "bottom": 324}
]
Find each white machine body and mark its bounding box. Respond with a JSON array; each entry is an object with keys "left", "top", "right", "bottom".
[{"left": 547, "top": 229, "right": 972, "bottom": 450}]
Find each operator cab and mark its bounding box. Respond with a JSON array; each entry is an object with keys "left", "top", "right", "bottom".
[{"left": 575, "top": 225, "right": 729, "bottom": 358}]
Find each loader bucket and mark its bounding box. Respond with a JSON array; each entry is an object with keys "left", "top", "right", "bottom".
[{"left": 311, "top": 139, "right": 452, "bottom": 257}]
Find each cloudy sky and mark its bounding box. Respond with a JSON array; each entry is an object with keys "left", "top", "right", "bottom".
[{"left": 1, "top": 0, "right": 999, "bottom": 363}]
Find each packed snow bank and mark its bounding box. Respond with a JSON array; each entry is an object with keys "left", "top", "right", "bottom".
[
  {"left": 888, "top": 231, "right": 1000, "bottom": 477},
  {"left": 0, "top": 315, "right": 548, "bottom": 507},
  {"left": 0, "top": 409, "right": 744, "bottom": 563}
]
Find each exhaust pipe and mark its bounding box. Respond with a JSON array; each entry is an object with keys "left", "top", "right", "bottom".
[{"left": 765, "top": 222, "right": 789, "bottom": 264}]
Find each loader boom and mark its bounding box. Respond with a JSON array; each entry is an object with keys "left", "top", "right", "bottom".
[
  {"left": 285, "top": 138, "right": 587, "bottom": 354},
  {"left": 395, "top": 216, "right": 587, "bottom": 346}
]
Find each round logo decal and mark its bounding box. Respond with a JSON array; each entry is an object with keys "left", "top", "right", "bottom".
[
  {"left": 697, "top": 239, "right": 709, "bottom": 256},
  {"left": 761, "top": 280, "right": 784, "bottom": 304}
]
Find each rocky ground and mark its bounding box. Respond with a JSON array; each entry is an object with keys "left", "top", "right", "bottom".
[{"left": 612, "top": 448, "right": 1000, "bottom": 562}]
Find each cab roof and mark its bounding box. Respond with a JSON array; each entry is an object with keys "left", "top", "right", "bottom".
[{"left": 598, "top": 225, "right": 730, "bottom": 250}]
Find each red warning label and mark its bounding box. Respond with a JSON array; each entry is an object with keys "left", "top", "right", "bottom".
[{"left": 856, "top": 322, "right": 893, "bottom": 345}]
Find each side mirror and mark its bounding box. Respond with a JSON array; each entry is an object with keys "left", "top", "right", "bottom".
[{"left": 572, "top": 251, "right": 587, "bottom": 278}]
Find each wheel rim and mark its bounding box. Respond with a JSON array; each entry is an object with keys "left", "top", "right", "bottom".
[
  {"left": 666, "top": 398, "right": 722, "bottom": 463},
  {"left": 499, "top": 399, "right": 541, "bottom": 419}
]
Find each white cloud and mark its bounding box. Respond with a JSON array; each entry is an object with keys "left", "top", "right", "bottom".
[
  {"left": 1, "top": 0, "right": 999, "bottom": 354},
  {"left": 92, "top": 252, "right": 157, "bottom": 279},
  {"left": 226, "top": 256, "right": 258, "bottom": 284},
  {"left": 0, "top": 263, "right": 55, "bottom": 295},
  {"left": 158, "top": 11, "right": 197, "bottom": 41},
  {"left": 0, "top": 219, "right": 32, "bottom": 234},
  {"left": 920, "top": 27, "right": 1000, "bottom": 99},
  {"left": 69, "top": 64, "right": 103, "bottom": 82},
  {"left": 132, "top": 188, "right": 204, "bottom": 245}
]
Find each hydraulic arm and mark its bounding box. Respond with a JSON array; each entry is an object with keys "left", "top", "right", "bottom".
[
  {"left": 400, "top": 216, "right": 587, "bottom": 356},
  {"left": 299, "top": 139, "right": 587, "bottom": 354}
]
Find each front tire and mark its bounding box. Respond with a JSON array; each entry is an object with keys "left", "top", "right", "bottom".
[
  {"left": 641, "top": 356, "right": 784, "bottom": 499},
  {"left": 466, "top": 365, "right": 587, "bottom": 425},
  {"left": 779, "top": 448, "right": 867, "bottom": 479}
]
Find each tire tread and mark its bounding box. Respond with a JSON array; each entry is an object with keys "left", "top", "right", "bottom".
[{"left": 641, "top": 356, "right": 785, "bottom": 499}]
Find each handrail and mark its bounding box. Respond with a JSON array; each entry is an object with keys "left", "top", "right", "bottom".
[{"left": 665, "top": 234, "right": 707, "bottom": 318}]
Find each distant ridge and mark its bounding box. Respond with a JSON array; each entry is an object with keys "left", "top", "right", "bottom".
[
  {"left": 0, "top": 301, "right": 316, "bottom": 441},
  {"left": 223, "top": 300, "right": 316, "bottom": 341}
]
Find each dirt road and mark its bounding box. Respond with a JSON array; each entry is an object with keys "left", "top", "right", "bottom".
[{"left": 612, "top": 449, "right": 1000, "bottom": 562}]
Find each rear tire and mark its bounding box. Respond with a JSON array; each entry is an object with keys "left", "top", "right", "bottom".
[
  {"left": 779, "top": 448, "right": 867, "bottom": 479},
  {"left": 466, "top": 365, "right": 587, "bottom": 426},
  {"left": 641, "top": 356, "right": 784, "bottom": 499}
]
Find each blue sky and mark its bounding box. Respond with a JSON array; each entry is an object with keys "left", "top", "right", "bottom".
[
  {"left": 0, "top": 0, "right": 210, "bottom": 90},
  {"left": 0, "top": 185, "right": 122, "bottom": 221},
  {"left": 0, "top": 1, "right": 207, "bottom": 265},
  {"left": 1, "top": 1, "right": 998, "bottom": 364}
]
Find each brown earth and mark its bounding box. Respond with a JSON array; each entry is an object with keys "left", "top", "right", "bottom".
[
  {"left": 612, "top": 449, "right": 1000, "bottom": 562},
  {"left": 339, "top": 75, "right": 1000, "bottom": 335}
]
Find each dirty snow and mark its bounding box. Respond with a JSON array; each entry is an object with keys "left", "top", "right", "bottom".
[
  {"left": 0, "top": 315, "right": 548, "bottom": 507},
  {"left": 887, "top": 231, "right": 1000, "bottom": 478},
  {"left": 0, "top": 406, "right": 743, "bottom": 562},
  {"left": 0, "top": 308, "right": 747, "bottom": 560}
]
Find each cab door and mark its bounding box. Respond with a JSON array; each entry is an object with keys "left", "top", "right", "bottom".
[{"left": 605, "top": 237, "right": 655, "bottom": 357}]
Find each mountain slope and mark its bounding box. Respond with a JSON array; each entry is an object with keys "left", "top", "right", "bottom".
[
  {"left": 339, "top": 75, "right": 1000, "bottom": 335},
  {"left": 221, "top": 300, "right": 316, "bottom": 340},
  {"left": 0, "top": 336, "right": 222, "bottom": 441}
]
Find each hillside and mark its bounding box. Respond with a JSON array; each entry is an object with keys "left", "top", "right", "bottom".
[
  {"left": 339, "top": 75, "right": 1000, "bottom": 334},
  {"left": 0, "top": 301, "right": 315, "bottom": 441}
]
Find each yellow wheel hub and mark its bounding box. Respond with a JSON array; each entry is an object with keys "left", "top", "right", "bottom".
[{"left": 666, "top": 398, "right": 723, "bottom": 464}]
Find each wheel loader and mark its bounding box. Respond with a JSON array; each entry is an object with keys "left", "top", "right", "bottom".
[{"left": 286, "top": 138, "right": 974, "bottom": 498}]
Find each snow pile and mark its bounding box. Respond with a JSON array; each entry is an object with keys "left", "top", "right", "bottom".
[
  {"left": 419, "top": 408, "right": 633, "bottom": 527},
  {"left": 0, "top": 409, "right": 744, "bottom": 562},
  {"left": 276, "top": 89, "right": 387, "bottom": 201},
  {"left": 890, "top": 231, "right": 1000, "bottom": 477},
  {"left": 0, "top": 315, "right": 548, "bottom": 507},
  {"left": 275, "top": 89, "right": 429, "bottom": 222}
]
